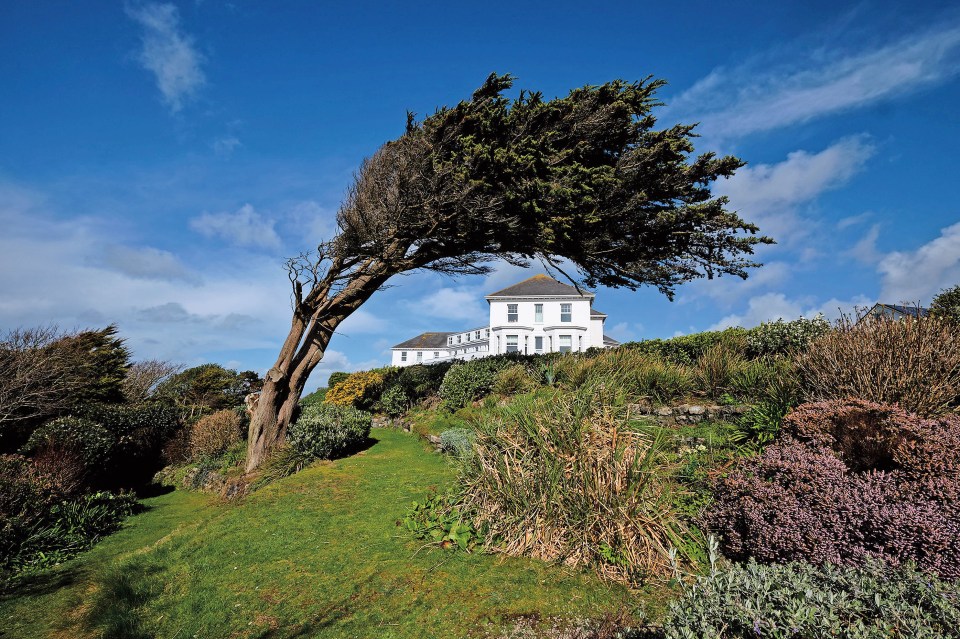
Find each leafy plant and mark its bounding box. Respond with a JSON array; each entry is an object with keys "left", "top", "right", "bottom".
[
  {"left": 402, "top": 491, "right": 481, "bottom": 551},
  {"left": 438, "top": 428, "right": 475, "bottom": 458},
  {"left": 324, "top": 370, "right": 385, "bottom": 410},
  {"left": 287, "top": 404, "right": 372, "bottom": 460},
  {"left": 663, "top": 558, "right": 960, "bottom": 639},
  {"left": 745, "top": 314, "right": 831, "bottom": 358},
  {"left": 21, "top": 416, "right": 114, "bottom": 476},
  {"left": 379, "top": 384, "right": 410, "bottom": 418},
  {"left": 438, "top": 357, "right": 517, "bottom": 410}
]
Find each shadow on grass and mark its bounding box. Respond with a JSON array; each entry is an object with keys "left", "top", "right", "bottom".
[
  {"left": 81, "top": 559, "right": 166, "bottom": 639},
  {"left": 134, "top": 483, "right": 175, "bottom": 499}
]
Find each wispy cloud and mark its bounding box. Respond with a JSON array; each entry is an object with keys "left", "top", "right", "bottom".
[
  {"left": 212, "top": 136, "right": 241, "bottom": 157},
  {"left": 126, "top": 2, "right": 206, "bottom": 112},
  {"left": 669, "top": 22, "right": 960, "bottom": 139},
  {"left": 190, "top": 204, "right": 282, "bottom": 250}
]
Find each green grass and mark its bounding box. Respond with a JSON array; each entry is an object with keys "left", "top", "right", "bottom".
[{"left": 1, "top": 428, "right": 642, "bottom": 638}]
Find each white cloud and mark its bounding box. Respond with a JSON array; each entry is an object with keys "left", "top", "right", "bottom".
[
  {"left": 670, "top": 22, "right": 960, "bottom": 139},
  {"left": 847, "top": 224, "right": 883, "bottom": 265},
  {"left": 190, "top": 203, "right": 282, "bottom": 250},
  {"left": 100, "top": 245, "right": 200, "bottom": 284},
  {"left": 127, "top": 2, "right": 206, "bottom": 112},
  {"left": 878, "top": 221, "right": 960, "bottom": 303},
  {"left": 708, "top": 292, "right": 871, "bottom": 330},
  {"left": 408, "top": 286, "right": 487, "bottom": 322},
  {"left": 285, "top": 200, "right": 337, "bottom": 245}
]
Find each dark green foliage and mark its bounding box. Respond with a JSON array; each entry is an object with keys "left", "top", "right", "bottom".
[
  {"left": 299, "top": 387, "right": 328, "bottom": 407},
  {"left": 0, "top": 453, "right": 138, "bottom": 584},
  {"left": 663, "top": 559, "right": 960, "bottom": 639},
  {"left": 55, "top": 325, "right": 131, "bottom": 407},
  {"left": 326, "top": 372, "right": 350, "bottom": 389},
  {"left": 154, "top": 364, "right": 261, "bottom": 418},
  {"left": 931, "top": 283, "right": 960, "bottom": 324},
  {"left": 402, "top": 491, "right": 482, "bottom": 551},
  {"left": 393, "top": 362, "right": 454, "bottom": 400},
  {"left": 21, "top": 417, "right": 114, "bottom": 475},
  {"left": 623, "top": 328, "right": 748, "bottom": 366},
  {"left": 287, "top": 404, "right": 372, "bottom": 460},
  {"left": 438, "top": 356, "right": 522, "bottom": 410},
  {"left": 81, "top": 403, "right": 182, "bottom": 487},
  {"left": 379, "top": 384, "right": 410, "bottom": 418}
]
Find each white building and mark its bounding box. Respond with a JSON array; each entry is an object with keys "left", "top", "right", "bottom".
[{"left": 390, "top": 275, "right": 619, "bottom": 366}]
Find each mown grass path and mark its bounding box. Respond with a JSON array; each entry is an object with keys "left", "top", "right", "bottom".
[{"left": 1, "top": 429, "right": 637, "bottom": 638}]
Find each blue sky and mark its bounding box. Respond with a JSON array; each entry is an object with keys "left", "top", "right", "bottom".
[{"left": 2, "top": 1, "right": 959, "bottom": 389}]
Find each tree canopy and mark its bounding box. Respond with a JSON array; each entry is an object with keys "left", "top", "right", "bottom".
[{"left": 246, "top": 73, "right": 773, "bottom": 471}]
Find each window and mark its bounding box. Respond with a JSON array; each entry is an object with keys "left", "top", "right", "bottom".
[
  {"left": 561, "top": 303, "right": 572, "bottom": 322},
  {"left": 434, "top": 351, "right": 440, "bottom": 358},
  {"left": 457, "top": 335, "right": 462, "bottom": 344},
  {"left": 401, "top": 351, "right": 407, "bottom": 362},
  {"left": 485, "top": 328, "right": 490, "bottom": 338},
  {"left": 534, "top": 336, "right": 543, "bottom": 352},
  {"left": 534, "top": 303, "right": 543, "bottom": 323},
  {"left": 559, "top": 335, "right": 572, "bottom": 353},
  {"left": 416, "top": 351, "right": 422, "bottom": 362},
  {"left": 475, "top": 330, "right": 480, "bottom": 340},
  {"left": 448, "top": 336, "right": 453, "bottom": 345},
  {"left": 507, "top": 303, "right": 518, "bottom": 322},
  {"left": 506, "top": 335, "right": 519, "bottom": 353}
]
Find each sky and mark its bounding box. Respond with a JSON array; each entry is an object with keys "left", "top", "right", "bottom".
[{"left": 2, "top": 1, "right": 959, "bottom": 390}]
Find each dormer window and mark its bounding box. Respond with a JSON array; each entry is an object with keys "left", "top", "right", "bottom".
[
  {"left": 507, "top": 303, "right": 518, "bottom": 322},
  {"left": 561, "top": 303, "right": 572, "bottom": 323}
]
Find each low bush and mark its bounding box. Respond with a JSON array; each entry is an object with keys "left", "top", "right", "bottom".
[
  {"left": 438, "top": 357, "right": 517, "bottom": 410},
  {"left": 438, "top": 427, "right": 475, "bottom": 458},
  {"left": 299, "top": 387, "right": 327, "bottom": 407},
  {"left": 287, "top": 404, "right": 372, "bottom": 460},
  {"left": 458, "top": 389, "right": 692, "bottom": 584},
  {"left": 745, "top": 314, "right": 831, "bottom": 358},
  {"left": 189, "top": 410, "right": 242, "bottom": 460},
  {"left": 379, "top": 384, "right": 410, "bottom": 418},
  {"left": 708, "top": 399, "right": 960, "bottom": 579},
  {"left": 21, "top": 416, "right": 114, "bottom": 480},
  {"left": 392, "top": 362, "right": 454, "bottom": 400},
  {"left": 663, "top": 558, "right": 960, "bottom": 639},
  {"left": 326, "top": 371, "right": 351, "bottom": 389},
  {"left": 623, "top": 328, "right": 748, "bottom": 366},
  {"left": 796, "top": 314, "right": 960, "bottom": 417},
  {"left": 324, "top": 370, "right": 385, "bottom": 410}
]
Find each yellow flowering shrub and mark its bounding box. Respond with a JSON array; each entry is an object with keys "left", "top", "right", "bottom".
[{"left": 324, "top": 371, "right": 385, "bottom": 409}]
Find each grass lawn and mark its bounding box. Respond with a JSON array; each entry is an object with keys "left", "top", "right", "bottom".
[{"left": 1, "top": 428, "right": 648, "bottom": 639}]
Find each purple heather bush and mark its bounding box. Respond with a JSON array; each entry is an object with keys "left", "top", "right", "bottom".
[{"left": 708, "top": 399, "right": 960, "bottom": 579}]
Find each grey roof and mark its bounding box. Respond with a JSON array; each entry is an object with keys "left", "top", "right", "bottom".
[
  {"left": 392, "top": 332, "right": 453, "bottom": 350},
  {"left": 487, "top": 274, "right": 593, "bottom": 298},
  {"left": 603, "top": 334, "right": 621, "bottom": 347},
  {"left": 872, "top": 303, "right": 929, "bottom": 318},
  {"left": 590, "top": 308, "right": 607, "bottom": 317}
]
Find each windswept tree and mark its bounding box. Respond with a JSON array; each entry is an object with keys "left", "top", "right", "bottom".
[{"left": 246, "top": 74, "right": 773, "bottom": 471}]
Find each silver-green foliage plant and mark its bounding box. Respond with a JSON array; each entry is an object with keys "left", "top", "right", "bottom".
[
  {"left": 379, "top": 384, "right": 409, "bottom": 418},
  {"left": 287, "top": 404, "right": 371, "bottom": 460},
  {"left": 664, "top": 558, "right": 960, "bottom": 639},
  {"left": 746, "top": 315, "right": 831, "bottom": 357},
  {"left": 439, "top": 428, "right": 475, "bottom": 459}
]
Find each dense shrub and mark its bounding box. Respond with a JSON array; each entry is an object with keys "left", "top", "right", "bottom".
[
  {"left": 664, "top": 558, "right": 960, "bottom": 639},
  {"left": 438, "top": 427, "right": 474, "bottom": 458},
  {"left": 324, "top": 370, "right": 385, "bottom": 410},
  {"left": 288, "top": 404, "right": 372, "bottom": 460},
  {"left": 82, "top": 403, "right": 182, "bottom": 486},
  {"left": 931, "top": 283, "right": 960, "bottom": 325},
  {"left": 459, "top": 389, "right": 691, "bottom": 584},
  {"left": 379, "top": 384, "right": 410, "bottom": 418},
  {"left": 796, "top": 314, "right": 960, "bottom": 417},
  {"left": 326, "top": 371, "right": 351, "bottom": 389},
  {"left": 745, "top": 315, "right": 831, "bottom": 358},
  {"left": 708, "top": 399, "right": 960, "bottom": 579},
  {"left": 392, "top": 362, "right": 454, "bottom": 400},
  {"left": 154, "top": 364, "right": 261, "bottom": 418},
  {"left": 438, "top": 357, "right": 517, "bottom": 410},
  {"left": 21, "top": 416, "right": 114, "bottom": 477},
  {"left": 623, "top": 328, "right": 748, "bottom": 365},
  {"left": 189, "top": 410, "right": 242, "bottom": 460},
  {"left": 299, "top": 387, "right": 327, "bottom": 407}
]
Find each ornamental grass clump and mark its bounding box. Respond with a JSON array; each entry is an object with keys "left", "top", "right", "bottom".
[
  {"left": 459, "top": 388, "right": 692, "bottom": 584},
  {"left": 708, "top": 399, "right": 960, "bottom": 579},
  {"left": 796, "top": 313, "right": 960, "bottom": 417}
]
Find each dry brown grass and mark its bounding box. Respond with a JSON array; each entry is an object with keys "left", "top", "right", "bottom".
[
  {"left": 460, "top": 388, "right": 691, "bottom": 584},
  {"left": 796, "top": 315, "right": 960, "bottom": 417}
]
